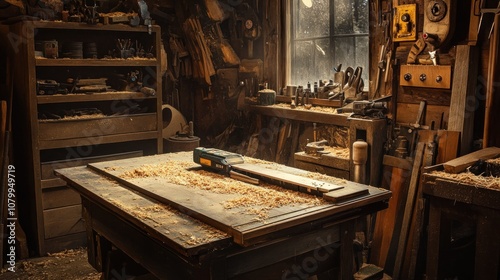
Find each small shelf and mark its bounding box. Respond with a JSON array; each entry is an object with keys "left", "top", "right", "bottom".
[
  {"left": 30, "top": 20, "right": 159, "bottom": 33},
  {"left": 37, "top": 91, "right": 156, "bottom": 104},
  {"left": 39, "top": 131, "right": 159, "bottom": 150},
  {"left": 36, "top": 58, "right": 157, "bottom": 67},
  {"left": 248, "top": 105, "right": 351, "bottom": 126}
]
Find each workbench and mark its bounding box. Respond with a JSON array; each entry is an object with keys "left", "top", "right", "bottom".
[
  {"left": 422, "top": 170, "right": 500, "bottom": 280},
  {"left": 56, "top": 152, "right": 391, "bottom": 279}
]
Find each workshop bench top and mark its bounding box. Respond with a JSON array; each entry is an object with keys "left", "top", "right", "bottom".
[{"left": 56, "top": 151, "right": 391, "bottom": 258}]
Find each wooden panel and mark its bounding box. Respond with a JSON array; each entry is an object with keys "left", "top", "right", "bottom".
[
  {"left": 400, "top": 65, "right": 452, "bottom": 89},
  {"left": 448, "top": 45, "right": 479, "bottom": 155},
  {"left": 43, "top": 205, "right": 85, "bottom": 239},
  {"left": 38, "top": 113, "right": 157, "bottom": 141},
  {"left": 39, "top": 131, "right": 158, "bottom": 150},
  {"left": 44, "top": 232, "right": 87, "bottom": 254},
  {"left": 37, "top": 92, "right": 156, "bottom": 104},
  {"left": 397, "top": 87, "right": 451, "bottom": 106},
  {"left": 294, "top": 151, "right": 350, "bottom": 171},
  {"left": 396, "top": 103, "right": 449, "bottom": 128},
  {"left": 42, "top": 186, "right": 81, "bottom": 210},
  {"left": 36, "top": 58, "right": 157, "bottom": 67},
  {"left": 294, "top": 160, "right": 350, "bottom": 180},
  {"left": 41, "top": 178, "right": 67, "bottom": 189},
  {"left": 249, "top": 105, "right": 350, "bottom": 126},
  {"left": 41, "top": 150, "right": 143, "bottom": 180}
]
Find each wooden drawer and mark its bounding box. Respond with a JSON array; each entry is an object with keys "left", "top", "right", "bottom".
[
  {"left": 43, "top": 205, "right": 85, "bottom": 239},
  {"left": 38, "top": 113, "right": 157, "bottom": 141},
  {"left": 41, "top": 150, "right": 143, "bottom": 180},
  {"left": 42, "top": 186, "right": 81, "bottom": 210}
]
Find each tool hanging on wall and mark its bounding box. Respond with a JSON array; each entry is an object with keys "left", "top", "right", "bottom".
[
  {"left": 423, "top": 0, "right": 455, "bottom": 49},
  {"left": 393, "top": 4, "right": 417, "bottom": 42}
]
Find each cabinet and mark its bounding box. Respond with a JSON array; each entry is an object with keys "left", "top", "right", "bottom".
[{"left": 7, "top": 21, "right": 163, "bottom": 255}]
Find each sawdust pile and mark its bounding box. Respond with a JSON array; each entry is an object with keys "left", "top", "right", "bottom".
[
  {"left": 120, "top": 160, "right": 326, "bottom": 220},
  {"left": 487, "top": 158, "right": 500, "bottom": 164},
  {"left": 323, "top": 146, "right": 350, "bottom": 159},
  {"left": 430, "top": 171, "right": 500, "bottom": 190},
  {"left": 106, "top": 197, "right": 228, "bottom": 245},
  {"left": 272, "top": 103, "right": 339, "bottom": 114}
]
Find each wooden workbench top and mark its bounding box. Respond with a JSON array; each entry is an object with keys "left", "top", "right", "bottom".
[{"left": 56, "top": 152, "right": 390, "bottom": 256}]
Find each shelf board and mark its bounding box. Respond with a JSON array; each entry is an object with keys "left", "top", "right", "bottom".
[
  {"left": 37, "top": 91, "right": 156, "bottom": 104},
  {"left": 248, "top": 105, "right": 350, "bottom": 126},
  {"left": 39, "top": 131, "right": 159, "bottom": 150},
  {"left": 36, "top": 58, "right": 157, "bottom": 67},
  {"left": 29, "top": 21, "right": 160, "bottom": 33}
]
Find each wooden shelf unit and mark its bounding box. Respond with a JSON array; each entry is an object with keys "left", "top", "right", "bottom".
[{"left": 7, "top": 21, "right": 163, "bottom": 255}]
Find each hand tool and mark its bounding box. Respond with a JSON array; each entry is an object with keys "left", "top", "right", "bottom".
[{"left": 193, "top": 147, "right": 259, "bottom": 185}]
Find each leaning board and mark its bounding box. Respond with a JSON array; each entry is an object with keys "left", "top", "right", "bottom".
[{"left": 66, "top": 152, "right": 390, "bottom": 246}]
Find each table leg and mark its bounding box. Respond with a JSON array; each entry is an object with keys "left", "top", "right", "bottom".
[
  {"left": 340, "top": 220, "right": 355, "bottom": 279},
  {"left": 474, "top": 211, "right": 500, "bottom": 280}
]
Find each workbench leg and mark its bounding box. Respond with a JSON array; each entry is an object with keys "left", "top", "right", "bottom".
[
  {"left": 340, "top": 220, "right": 355, "bottom": 279},
  {"left": 425, "top": 200, "right": 441, "bottom": 280},
  {"left": 474, "top": 212, "right": 500, "bottom": 280}
]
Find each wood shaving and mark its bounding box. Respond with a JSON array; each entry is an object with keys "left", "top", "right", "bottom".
[
  {"left": 106, "top": 197, "right": 228, "bottom": 246},
  {"left": 487, "top": 158, "right": 500, "bottom": 164},
  {"left": 272, "top": 103, "right": 340, "bottom": 114},
  {"left": 323, "top": 146, "right": 350, "bottom": 159},
  {"left": 430, "top": 171, "right": 500, "bottom": 190},
  {"left": 119, "top": 160, "right": 326, "bottom": 220}
]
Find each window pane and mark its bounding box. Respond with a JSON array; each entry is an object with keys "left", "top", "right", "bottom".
[
  {"left": 353, "top": 0, "right": 369, "bottom": 33},
  {"left": 333, "top": 37, "right": 355, "bottom": 69},
  {"left": 355, "top": 36, "right": 369, "bottom": 85},
  {"left": 292, "top": 40, "right": 314, "bottom": 85},
  {"left": 293, "top": 39, "right": 331, "bottom": 86},
  {"left": 334, "top": 0, "right": 369, "bottom": 34},
  {"left": 315, "top": 39, "right": 331, "bottom": 82},
  {"left": 334, "top": 0, "right": 354, "bottom": 34},
  {"left": 296, "top": 0, "right": 330, "bottom": 39}
]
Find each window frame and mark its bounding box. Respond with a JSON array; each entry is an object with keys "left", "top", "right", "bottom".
[{"left": 284, "top": 0, "right": 370, "bottom": 88}]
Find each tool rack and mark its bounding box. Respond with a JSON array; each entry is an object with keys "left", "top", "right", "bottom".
[{"left": 5, "top": 21, "right": 163, "bottom": 255}]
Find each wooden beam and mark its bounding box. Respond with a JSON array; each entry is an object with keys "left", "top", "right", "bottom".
[{"left": 448, "top": 45, "right": 479, "bottom": 155}]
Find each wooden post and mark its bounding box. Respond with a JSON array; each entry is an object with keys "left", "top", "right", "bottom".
[
  {"left": 448, "top": 45, "right": 479, "bottom": 155},
  {"left": 484, "top": 13, "right": 500, "bottom": 148}
]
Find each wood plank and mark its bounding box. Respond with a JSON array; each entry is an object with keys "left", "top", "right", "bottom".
[
  {"left": 38, "top": 113, "right": 157, "bottom": 141},
  {"left": 397, "top": 87, "right": 451, "bottom": 106},
  {"left": 39, "top": 131, "right": 158, "bottom": 150},
  {"left": 56, "top": 166, "right": 232, "bottom": 257},
  {"left": 392, "top": 142, "right": 425, "bottom": 279},
  {"left": 442, "top": 146, "right": 500, "bottom": 174},
  {"left": 36, "top": 58, "right": 157, "bottom": 67},
  {"left": 43, "top": 205, "right": 85, "bottom": 239},
  {"left": 41, "top": 150, "right": 143, "bottom": 179},
  {"left": 448, "top": 45, "right": 479, "bottom": 155},
  {"left": 435, "top": 130, "right": 460, "bottom": 164},
  {"left": 37, "top": 92, "right": 155, "bottom": 104},
  {"left": 44, "top": 232, "right": 87, "bottom": 254},
  {"left": 294, "top": 151, "right": 350, "bottom": 171},
  {"left": 396, "top": 103, "right": 449, "bottom": 129},
  {"left": 371, "top": 156, "right": 412, "bottom": 268},
  {"left": 42, "top": 186, "right": 81, "bottom": 210},
  {"left": 77, "top": 153, "right": 390, "bottom": 246},
  {"left": 294, "top": 160, "right": 350, "bottom": 180},
  {"left": 323, "top": 186, "right": 369, "bottom": 204},
  {"left": 249, "top": 105, "right": 350, "bottom": 126}
]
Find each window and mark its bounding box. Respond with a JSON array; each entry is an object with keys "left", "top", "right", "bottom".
[{"left": 289, "top": 0, "right": 369, "bottom": 88}]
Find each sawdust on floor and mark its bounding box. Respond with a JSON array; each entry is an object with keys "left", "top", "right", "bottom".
[{"left": 0, "top": 248, "right": 100, "bottom": 280}]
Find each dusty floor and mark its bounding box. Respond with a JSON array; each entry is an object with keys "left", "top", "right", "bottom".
[{"left": 0, "top": 248, "right": 101, "bottom": 280}]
